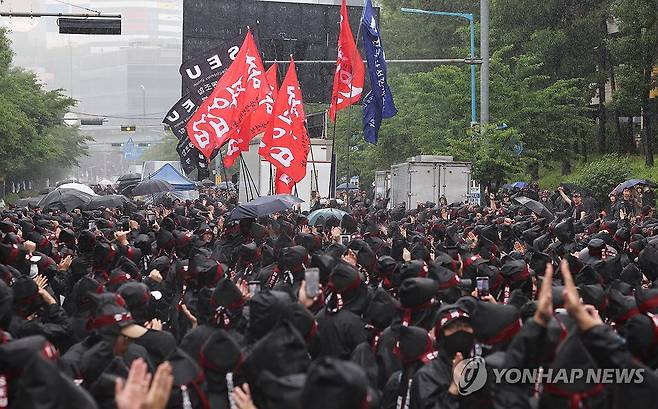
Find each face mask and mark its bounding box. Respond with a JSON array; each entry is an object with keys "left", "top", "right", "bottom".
[{"left": 443, "top": 330, "right": 475, "bottom": 358}]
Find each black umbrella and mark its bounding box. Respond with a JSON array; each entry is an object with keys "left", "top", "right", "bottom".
[
  {"left": 17, "top": 195, "right": 46, "bottom": 208},
  {"left": 610, "top": 179, "right": 658, "bottom": 196},
  {"left": 84, "top": 194, "right": 132, "bottom": 210},
  {"left": 515, "top": 196, "right": 555, "bottom": 221},
  {"left": 38, "top": 188, "right": 94, "bottom": 211},
  {"left": 336, "top": 182, "right": 359, "bottom": 191},
  {"left": 131, "top": 179, "right": 174, "bottom": 196},
  {"left": 228, "top": 194, "right": 304, "bottom": 221},
  {"left": 117, "top": 173, "right": 141, "bottom": 182}
]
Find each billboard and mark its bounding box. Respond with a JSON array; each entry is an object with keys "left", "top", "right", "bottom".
[{"left": 182, "top": 0, "right": 372, "bottom": 103}]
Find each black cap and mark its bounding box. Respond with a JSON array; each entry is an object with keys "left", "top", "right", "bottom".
[
  {"left": 301, "top": 358, "right": 368, "bottom": 409},
  {"left": 635, "top": 287, "right": 658, "bottom": 314},
  {"left": 399, "top": 277, "right": 438, "bottom": 308},
  {"left": 470, "top": 300, "right": 522, "bottom": 345},
  {"left": 397, "top": 325, "right": 434, "bottom": 364}
]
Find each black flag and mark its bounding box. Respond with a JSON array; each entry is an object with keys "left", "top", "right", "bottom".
[
  {"left": 179, "top": 38, "right": 242, "bottom": 103},
  {"left": 163, "top": 94, "right": 210, "bottom": 176},
  {"left": 176, "top": 138, "right": 198, "bottom": 174}
]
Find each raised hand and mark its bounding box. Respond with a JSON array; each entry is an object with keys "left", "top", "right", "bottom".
[
  {"left": 232, "top": 383, "right": 258, "bottom": 409},
  {"left": 58, "top": 255, "right": 73, "bottom": 272},
  {"left": 560, "top": 259, "right": 602, "bottom": 331},
  {"left": 533, "top": 262, "right": 553, "bottom": 327}
]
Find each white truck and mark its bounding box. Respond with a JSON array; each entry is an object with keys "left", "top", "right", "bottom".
[{"left": 389, "top": 155, "right": 472, "bottom": 209}]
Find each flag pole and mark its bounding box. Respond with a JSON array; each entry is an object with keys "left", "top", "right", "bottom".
[
  {"left": 240, "top": 158, "right": 252, "bottom": 201},
  {"left": 242, "top": 153, "right": 260, "bottom": 197},
  {"left": 329, "top": 115, "right": 338, "bottom": 199},
  {"left": 216, "top": 148, "right": 230, "bottom": 192},
  {"left": 307, "top": 125, "right": 320, "bottom": 198},
  {"left": 344, "top": 4, "right": 366, "bottom": 209}
]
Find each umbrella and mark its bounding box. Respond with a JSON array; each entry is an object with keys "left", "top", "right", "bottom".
[
  {"left": 117, "top": 175, "right": 141, "bottom": 196},
  {"left": 132, "top": 179, "right": 174, "bottom": 196},
  {"left": 58, "top": 183, "right": 98, "bottom": 196},
  {"left": 38, "top": 188, "right": 94, "bottom": 211},
  {"left": 308, "top": 208, "right": 348, "bottom": 225},
  {"left": 84, "top": 194, "right": 131, "bottom": 210},
  {"left": 514, "top": 196, "right": 555, "bottom": 222},
  {"left": 610, "top": 179, "right": 658, "bottom": 196},
  {"left": 200, "top": 179, "right": 215, "bottom": 187},
  {"left": 336, "top": 182, "right": 359, "bottom": 191},
  {"left": 117, "top": 173, "right": 141, "bottom": 182},
  {"left": 217, "top": 181, "right": 236, "bottom": 191},
  {"left": 17, "top": 195, "right": 46, "bottom": 208},
  {"left": 228, "top": 194, "right": 304, "bottom": 221},
  {"left": 98, "top": 179, "right": 114, "bottom": 187},
  {"left": 503, "top": 181, "right": 528, "bottom": 190}
]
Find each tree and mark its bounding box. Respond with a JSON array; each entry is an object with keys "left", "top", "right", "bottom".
[
  {"left": 0, "top": 28, "right": 86, "bottom": 189},
  {"left": 608, "top": 0, "right": 658, "bottom": 166},
  {"left": 445, "top": 126, "right": 526, "bottom": 191},
  {"left": 140, "top": 132, "right": 179, "bottom": 162}
]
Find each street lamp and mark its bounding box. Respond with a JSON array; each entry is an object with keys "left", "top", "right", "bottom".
[
  {"left": 401, "top": 8, "right": 478, "bottom": 126},
  {"left": 139, "top": 84, "right": 146, "bottom": 123}
]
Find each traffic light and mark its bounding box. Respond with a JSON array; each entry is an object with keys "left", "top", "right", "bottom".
[
  {"left": 80, "top": 118, "right": 107, "bottom": 126},
  {"left": 121, "top": 125, "right": 136, "bottom": 132},
  {"left": 58, "top": 18, "right": 121, "bottom": 35}
]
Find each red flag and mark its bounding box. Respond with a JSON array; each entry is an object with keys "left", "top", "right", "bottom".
[
  {"left": 328, "top": 0, "right": 365, "bottom": 122},
  {"left": 260, "top": 58, "right": 310, "bottom": 194},
  {"left": 266, "top": 63, "right": 279, "bottom": 94},
  {"left": 223, "top": 64, "right": 279, "bottom": 168},
  {"left": 186, "top": 31, "right": 272, "bottom": 160}
]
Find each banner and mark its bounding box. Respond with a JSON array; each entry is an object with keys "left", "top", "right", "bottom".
[
  {"left": 260, "top": 58, "right": 310, "bottom": 194},
  {"left": 328, "top": 0, "right": 365, "bottom": 122},
  {"left": 223, "top": 63, "right": 278, "bottom": 169},
  {"left": 179, "top": 38, "right": 242, "bottom": 103},
  {"left": 176, "top": 138, "right": 198, "bottom": 174},
  {"left": 164, "top": 93, "right": 209, "bottom": 175},
  {"left": 163, "top": 94, "right": 199, "bottom": 141},
  {"left": 186, "top": 31, "right": 273, "bottom": 160},
  {"left": 361, "top": 0, "right": 397, "bottom": 144}
]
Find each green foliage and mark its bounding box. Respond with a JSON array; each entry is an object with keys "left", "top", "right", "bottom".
[
  {"left": 140, "top": 132, "right": 179, "bottom": 162},
  {"left": 446, "top": 126, "right": 526, "bottom": 189},
  {"left": 567, "top": 155, "right": 632, "bottom": 203},
  {"left": 0, "top": 29, "right": 86, "bottom": 184},
  {"left": 607, "top": 0, "right": 658, "bottom": 113},
  {"left": 380, "top": 0, "right": 478, "bottom": 65},
  {"left": 3, "top": 193, "right": 19, "bottom": 206}
]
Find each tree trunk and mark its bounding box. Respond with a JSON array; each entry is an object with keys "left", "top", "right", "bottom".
[
  {"left": 598, "top": 18, "right": 608, "bottom": 154},
  {"left": 598, "top": 84, "right": 607, "bottom": 154},
  {"left": 561, "top": 158, "right": 571, "bottom": 176},
  {"left": 582, "top": 138, "right": 588, "bottom": 163},
  {"left": 646, "top": 99, "right": 655, "bottom": 167},
  {"left": 527, "top": 162, "right": 539, "bottom": 180},
  {"left": 626, "top": 120, "right": 636, "bottom": 154},
  {"left": 607, "top": 53, "right": 625, "bottom": 154}
]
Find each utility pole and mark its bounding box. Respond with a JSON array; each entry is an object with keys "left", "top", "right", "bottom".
[{"left": 480, "top": 0, "right": 490, "bottom": 133}]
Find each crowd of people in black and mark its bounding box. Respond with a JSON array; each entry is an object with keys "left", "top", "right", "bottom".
[{"left": 0, "top": 181, "right": 657, "bottom": 409}]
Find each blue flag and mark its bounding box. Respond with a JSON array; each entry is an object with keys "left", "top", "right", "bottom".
[{"left": 361, "top": 0, "right": 397, "bottom": 144}]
